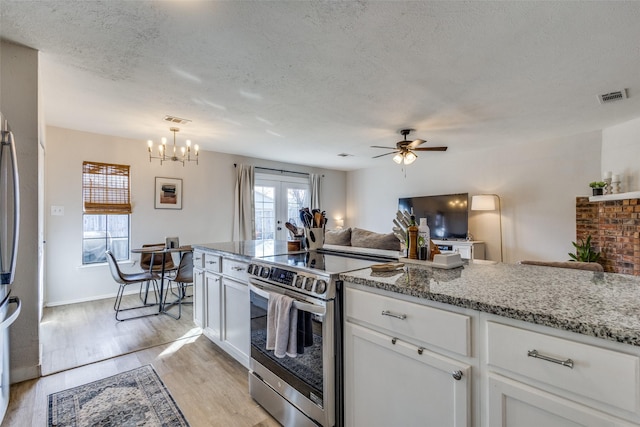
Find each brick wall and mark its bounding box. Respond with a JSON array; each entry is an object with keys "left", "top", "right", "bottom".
[{"left": 576, "top": 196, "right": 640, "bottom": 275}]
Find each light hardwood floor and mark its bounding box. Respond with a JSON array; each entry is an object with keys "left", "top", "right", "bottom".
[{"left": 4, "top": 294, "right": 279, "bottom": 426}]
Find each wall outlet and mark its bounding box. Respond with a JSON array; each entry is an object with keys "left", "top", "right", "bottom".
[{"left": 50, "top": 205, "right": 64, "bottom": 216}]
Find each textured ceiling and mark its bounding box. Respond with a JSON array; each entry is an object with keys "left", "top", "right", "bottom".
[{"left": 1, "top": 1, "right": 640, "bottom": 170}]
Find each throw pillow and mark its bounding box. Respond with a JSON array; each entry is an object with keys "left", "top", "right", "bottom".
[
  {"left": 351, "top": 227, "right": 400, "bottom": 251},
  {"left": 325, "top": 228, "right": 352, "bottom": 246}
]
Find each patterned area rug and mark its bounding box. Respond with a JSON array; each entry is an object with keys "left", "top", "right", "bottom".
[{"left": 48, "top": 364, "right": 190, "bottom": 427}]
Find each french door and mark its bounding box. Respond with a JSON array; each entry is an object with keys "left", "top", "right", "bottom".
[{"left": 254, "top": 174, "right": 309, "bottom": 241}]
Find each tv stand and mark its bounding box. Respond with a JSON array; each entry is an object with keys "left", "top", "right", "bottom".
[{"left": 432, "top": 239, "right": 485, "bottom": 260}]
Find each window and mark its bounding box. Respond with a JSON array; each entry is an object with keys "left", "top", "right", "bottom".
[
  {"left": 255, "top": 174, "right": 309, "bottom": 241},
  {"left": 82, "top": 161, "right": 131, "bottom": 264}
]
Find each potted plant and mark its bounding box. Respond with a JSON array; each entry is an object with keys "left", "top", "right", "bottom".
[
  {"left": 568, "top": 235, "right": 601, "bottom": 263},
  {"left": 589, "top": 181, "right": 606, "bottom": 196}
]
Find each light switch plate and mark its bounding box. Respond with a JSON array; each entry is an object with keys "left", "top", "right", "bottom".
[{"left": 51, "top": 205, "right": 64, "bottom": 216}]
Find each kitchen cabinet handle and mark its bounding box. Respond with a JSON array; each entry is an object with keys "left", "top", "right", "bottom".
[
  {"left": 381, "top": 310, "right": 407, "bottom": 320},
  {"left": 391, "top": 337, "right": 398, "bottom": 345},
  {"left": 527, "top": 349, "right": 574, "bottom": 369},
  {"left": 232, "top": 266, "right": 245, "bottom": 271},
  {"left": 451, "top": 370, "right": 463, "bottom": 381},
  {"left": 417, "top": 347, "right": 425, "bottom": 355},
  {"left": 207, "top": 260, "right": 217, "bottom": 265}
]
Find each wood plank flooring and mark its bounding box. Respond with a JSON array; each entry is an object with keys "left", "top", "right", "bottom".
[{"left": 4, "top": 293, "right": 279, "bottom": 426}]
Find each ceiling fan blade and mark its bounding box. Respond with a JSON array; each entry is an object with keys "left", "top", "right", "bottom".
[
  {"left": 372, "top": 151, "right": 398, "bottom": 159},
  {"left": 407, "top": 139, "right": 426, "bottom": 149},
  {"left": 370, "top": 145, "right": 397, "bottom": 149},
  {"left": 412, "top": 146, "right": 448, "bottom": 152}
]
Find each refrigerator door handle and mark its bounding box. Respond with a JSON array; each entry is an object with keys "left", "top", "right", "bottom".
[
  {"left": 0, "top": 123, "right": 20, "bottom": 286},
  {"left": 0, "top": 297, "right": 21, "bottom": 329}
]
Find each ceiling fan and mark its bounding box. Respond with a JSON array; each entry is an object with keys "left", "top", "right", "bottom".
[{"left": 371, "top": 129, "right": 447, "bottom": 165}]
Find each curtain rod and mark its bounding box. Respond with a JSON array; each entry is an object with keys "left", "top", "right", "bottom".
[{"left": 234, "top": 163, "right": 311, "bottom": 176}]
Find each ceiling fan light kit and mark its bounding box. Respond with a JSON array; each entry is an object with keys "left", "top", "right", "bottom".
[{"left": 371, "top": 128, "right": 447, "bottom": 165}]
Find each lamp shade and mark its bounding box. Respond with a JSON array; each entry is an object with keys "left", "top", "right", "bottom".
[{"left": 471, "top": 194, "right": 497, "bottom": 211}]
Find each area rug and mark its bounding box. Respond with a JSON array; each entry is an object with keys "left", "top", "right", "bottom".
[{"left": 48, "top": 364, "right": 190, "bottom": 427}]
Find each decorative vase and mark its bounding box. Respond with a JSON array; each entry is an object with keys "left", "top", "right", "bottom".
[{"left": 592, "top": 188, "right": 604, "bottom": 196}]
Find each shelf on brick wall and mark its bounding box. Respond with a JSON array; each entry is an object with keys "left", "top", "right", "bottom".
[{"left": 588, "top": 191, "right": 640, "bottom": 202}]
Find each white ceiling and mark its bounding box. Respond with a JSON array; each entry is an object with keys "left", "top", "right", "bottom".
[{"left": 2, "top": 1, "right": 640, "bottom": 171}]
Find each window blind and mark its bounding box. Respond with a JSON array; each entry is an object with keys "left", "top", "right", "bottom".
[{"left": 82, "top": 161, "right": 132, "bottom": 214}]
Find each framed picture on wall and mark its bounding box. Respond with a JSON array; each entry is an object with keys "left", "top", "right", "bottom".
[{"left": 155, "top": 177, "right": 182, "bottom": 209}]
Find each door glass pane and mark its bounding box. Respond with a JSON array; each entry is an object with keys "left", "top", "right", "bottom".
[
  {"left": 255, "top": 185, "right": 275, "bottom": 240},
  {"left": 287, "top": 187, "right": 308, "bottom": 227}
]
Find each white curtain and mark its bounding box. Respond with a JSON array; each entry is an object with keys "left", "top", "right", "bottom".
[
  {"left": 310, "top": 173, "right": 321, "bottom": 209},
  {"left": 233, "top": 164, "right": 255, "bottom": 241}
]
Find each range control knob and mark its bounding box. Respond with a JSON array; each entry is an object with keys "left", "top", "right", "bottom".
[
  {"left": 260, "top": 267, "right": 270, "bottom": 278},
  {"left": 295, "top": 276, "right": 305, "bottom": 288},
  {"left": 315, "top": 280, "right": 327, "bottom": 294},
  {"left": 305, "top": 279, "right": 314, "bottom": 291}
]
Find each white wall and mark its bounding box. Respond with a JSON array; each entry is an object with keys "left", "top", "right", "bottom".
[
  {"left": 346, "top": 131, "right": 602, "bottom": 263},
  {"left": 602, "top": 116, "right": 640, "bottom": 193},
  {"left": 1, "top": 41, "right": 41, "bottom": 382},
  {"left": 44, "top": 126, "right": 346, "bottom": 306}
]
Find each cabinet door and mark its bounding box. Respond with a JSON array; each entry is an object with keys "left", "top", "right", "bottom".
[
  {"left": 193, "top": 268, "right": 205, "bottom": 327},
  {"left": 222, "top": 277, "right": 250, "bottom": 367},
  {"left": 452, "top": 244, "right": 472, "bottom": 260},
  {"left": 205, "top": 271, "right": 221, "bottom": 340},
  {"left": 487, "top": 374, "right": 637, "bottom": 427},
  {"left": 344, "top": 322, "right": 470, "bottom": 427}
]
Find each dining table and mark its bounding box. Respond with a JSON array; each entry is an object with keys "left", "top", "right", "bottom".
[{"left": 131, "top": 244, "right": 192, "bottom": 318}]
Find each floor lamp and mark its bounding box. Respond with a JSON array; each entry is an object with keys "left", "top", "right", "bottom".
[{"left": 471, "top": 194, "right": 503, "bottom": 262}]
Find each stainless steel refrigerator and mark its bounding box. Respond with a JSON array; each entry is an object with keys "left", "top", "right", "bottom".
[{"left": 0, "top": 112, "right": 23, "bottom": 422}]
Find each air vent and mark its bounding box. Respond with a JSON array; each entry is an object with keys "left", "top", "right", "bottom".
[
  {"left": 598, "top": 89, "right": 628, "bottom": 104},
  {"left": 163, "top": 115, "right": 192, "bottom": 125},
  {"left": 337, "top": 153, "right": 353, "bottom": 157}
]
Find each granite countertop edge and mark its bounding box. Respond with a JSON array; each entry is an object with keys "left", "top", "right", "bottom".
[{"left": 339, "top": 268, "right": 640, "bottom": 347}]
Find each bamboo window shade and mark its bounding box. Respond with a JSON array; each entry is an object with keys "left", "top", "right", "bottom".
[{"left": 82, "top": 161, "right": 132, "bottom": 214}]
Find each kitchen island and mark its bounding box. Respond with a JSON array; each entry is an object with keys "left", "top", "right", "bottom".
[{"left": 339, "top": 261, "right": 640, "bottom": 427}]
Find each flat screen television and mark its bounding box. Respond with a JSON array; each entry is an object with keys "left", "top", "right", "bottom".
[{"left": 398, "top": 193, "right": 469, "bottom": 240}]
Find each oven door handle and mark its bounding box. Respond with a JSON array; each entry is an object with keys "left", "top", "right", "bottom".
[{"left": 249, "top": 282, "right": 326, "bottom": 315}]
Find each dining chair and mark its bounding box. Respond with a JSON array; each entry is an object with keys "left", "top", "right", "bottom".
[
  {"left": 138, "top": 243, "right": 177, "bottom": 304},
  {"left": 163, "top": 251, "right": 193, "bottom": 319},
  {"left": 106, "top": 250, "right": 159, "bottom": 321}
]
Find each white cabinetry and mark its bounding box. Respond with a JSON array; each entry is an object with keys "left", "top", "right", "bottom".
[
  {"left": 193, "top": 249, "right": 250, "bottom": 368},
  {"left": 432, "top": 240, "right": 485, "bottom": 260},
  {"left": 344, "top": 287, "right": 473, "bottom": 427},
  {"left": 482, "top": 315, "right": 640, "bottom": 426}
]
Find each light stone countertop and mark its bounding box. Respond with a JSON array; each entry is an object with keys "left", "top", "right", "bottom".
[
  {"left": 193, "top": 240, "right": 293, "bottom": 260},
  {"left": 339, "top": 261, "right": 640, "bottom": 346}
]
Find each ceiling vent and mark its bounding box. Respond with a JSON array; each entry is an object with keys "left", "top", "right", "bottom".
[
  {"left": 163, "top": 115, "right": 192, "bottom": 125},
  {"left": 598, "top": 89, "right": 628, "bottom": 104}
]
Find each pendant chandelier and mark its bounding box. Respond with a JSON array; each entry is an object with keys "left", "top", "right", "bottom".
[{"left": 147, "top": 127, "right": 199, "bottom": 166}]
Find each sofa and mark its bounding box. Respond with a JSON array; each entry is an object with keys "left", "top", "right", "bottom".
[{"left": 324, "top": 227, "right": 400, "bottom": 251}]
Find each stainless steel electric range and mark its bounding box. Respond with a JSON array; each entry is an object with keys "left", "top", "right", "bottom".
[{"left": 247, "top": 249, "right": 397, "bottom": 427}]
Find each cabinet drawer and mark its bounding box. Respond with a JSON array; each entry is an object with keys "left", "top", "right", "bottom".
[
  {"left": 204, "top": 254, "right": 221, "bottom": 273},
  {"left": 486, "top": 321, "right": 640, "bottom": 415},
  {"left": 223, "top": 258, "right": 249, "bottom": 282},
  {"left": 345, "top": 287, "right": 471, "bottom": 357},
  {"left": 193, "top": 250, "right": 205, "bottom": 270}
]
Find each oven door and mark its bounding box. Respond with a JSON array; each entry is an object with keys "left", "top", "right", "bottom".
[{"left": 249, "top": 279, "right": 334, "bottom": 427}]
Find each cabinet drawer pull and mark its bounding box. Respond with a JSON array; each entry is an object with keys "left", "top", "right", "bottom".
[
  {"left": 417, "top": 347, "right": 425, "bottom": 355},
  {"left": 207, "top": 260, "right": 217, "bottom": 265},
  {"left": 391, "top": 337, "right": 398, "bottom": 345},
  {"left": 232, "top": 266, "right": 245, "bottom": 271},
  {"left": 527, "top": 349, "right": 574, "bottom": 369},
  {"left": 381, "top": 310, "right": 407, "bottom": 320},
  {"left": 451, "top": 370, "right": 463, "bottom": 381}
]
